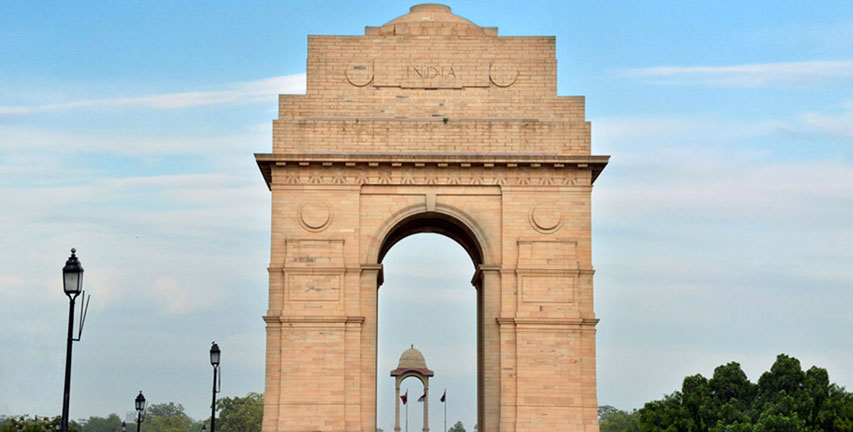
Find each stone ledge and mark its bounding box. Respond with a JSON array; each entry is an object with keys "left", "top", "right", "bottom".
[
  {"left": 263, "top": 315, "right": 366, "bottom": 325},
  {"left": 496, "top": 317, "right": 600, "bottom": 327},
  {"left": 256, "top": 152, "right": 608, "bottom": 188}
]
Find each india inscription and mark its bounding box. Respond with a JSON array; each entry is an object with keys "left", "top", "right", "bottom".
[
  {"left": 256, "top": 4, "right": 608, "bottom": 431},
  {"left": 374, "top": 59, "right": 490, "bottom": 89}
]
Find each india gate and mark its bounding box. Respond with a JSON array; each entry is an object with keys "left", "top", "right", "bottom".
[{"left": 255, "top": 4, "right": 608, "bottom": 431}]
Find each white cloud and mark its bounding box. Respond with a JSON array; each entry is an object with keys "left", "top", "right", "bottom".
[
  {"left": 0, "top": 74, "right": 306, "bottom": 115},
  {"left": 593, "top": 115, "right": 788, "bottom": 150},
  {"left": 801, "top": 101, "right": 853, "bottom": 139},
  {"left": 0, "top": 125, "right": 270, "bottom": 156},
  {"left": 623, "top": 60, "right": 853, "bottom": 87}
]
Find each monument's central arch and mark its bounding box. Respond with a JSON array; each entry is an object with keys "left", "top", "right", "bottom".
[{"left": 256, "top": 4, "right": 608, "bottom": 431}]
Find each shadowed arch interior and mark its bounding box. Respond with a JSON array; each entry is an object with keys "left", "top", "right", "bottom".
[
  {"left": 376, "top": 213, "right": 482, "bottom": 430},
  {"left": 377, "top": 212, "right": 484, "bottom": 267}
]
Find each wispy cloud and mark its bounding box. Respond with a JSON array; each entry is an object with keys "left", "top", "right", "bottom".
[
  {"left": 0, "top": 125, "right": 269, "bottom": 156},
  {"left": 801, "top": 101, "right": 853, "bottom": 139},
  {"left": 593, "top": 115, "right": 787, "bottom": 145},
  {"left": 623, "top": 60, "right": 853, "bottom": 87},
  {"left": 0, "top": 74, "right": 306, "bottom": 116}
]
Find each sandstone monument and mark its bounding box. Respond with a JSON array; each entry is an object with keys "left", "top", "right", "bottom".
[
  {"left": 255, "top": 4, "right": 608, "bottom": 431},
  {"left": 391, "top": 346, "right": 434, "bottom": 432}
]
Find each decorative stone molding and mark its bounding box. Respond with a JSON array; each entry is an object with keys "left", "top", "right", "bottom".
[
  {"left": 298, "top": 201, "right": 333, "bottom": 232},
  {"left": 529, "top": 203, "right": 563, "bottom": 233},
  {"left": 345, "top": 62, "right": 374, "bottom": 87},
  {"left": 256, "top": 153, "right": 608, "bottom": 188},
  {"left": 489, "top": 63, "right": 518, "bottom": 87}
]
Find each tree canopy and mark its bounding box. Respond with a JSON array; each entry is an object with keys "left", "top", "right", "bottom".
[
  {"left": 0, "top": 415, "right": 65, "bottom": 432},
  {"left": 0, "top": 393, "right": 264, "bottom": 432},
  {"left": 145, "top": 402, "right": 194, "bottom": 432},
  {"left": 215, "top": 392, "right": 263, "bottom": 432},
  {"left": 599, "top": 354, "right": 853, "bottom": 432},
  {"left": 448, "top": 420, "right": 467, "bottom": 432}
]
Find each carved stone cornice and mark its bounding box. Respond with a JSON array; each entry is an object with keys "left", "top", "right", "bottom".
[
  {"left": 255, "top": 153, "right": 609, "bottom": 189},
  {"left": 496, "top": 317, "right": 600, "bottom": 328}
]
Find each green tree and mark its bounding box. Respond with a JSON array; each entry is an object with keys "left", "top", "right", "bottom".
[
  {"left": 613, "top": 353, "right": 853, "bottom": 432},
  {"left": 145, "top": 402, "right": 192, "bottom": 432},
  {"left": 0, "top": 415, "right": 66, "bottom": 432},
  {"left": 681, "top": 374, "right": 711, "bottom": 431},
  {"left": 216, "top": 392, "right": 263, "bottom": 432},
  {"left": 598, "top": 406, "right": 639, "bottom": 432},
  {"left": 448, "top": 420, "right": 466, "bottom": 432},
  {"left": 708, "top": 362, "right": 754, "bottom": 428},
  {"left": 80, "top": 414, "right": 122, "bottom": 432}
]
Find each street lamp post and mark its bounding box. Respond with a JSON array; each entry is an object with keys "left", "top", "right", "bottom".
[
  {"left": 135, "top": 391, "right": 146, "bottom": 432},
  {"left": 121, "top": 421, "right": 126, "bottom": 432},
  {"left": 61, "top": 248, "right": 89, "bottom": 432},
  {"left": 210, "top": 342, "right": 221, "bottom": 432}
]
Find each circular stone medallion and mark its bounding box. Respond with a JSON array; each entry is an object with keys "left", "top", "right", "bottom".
[
  {"left": 345, "top": 62, "right": 374, "bottom": 87},
  {"left": 489, "top": 63, "right": 519, "bottom": 87},
  {"left": 299, "top": 201, "right": 332, "bottom": 232},
  {"left": 529, "top": 203, "right": 563, "bottom": 233}
]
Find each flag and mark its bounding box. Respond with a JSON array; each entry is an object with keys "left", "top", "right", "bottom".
[
  {"left": 417, "top": 392, "right": 426, "bottom": 402},
  {"left": 401, "top": 390, "right": 408, "bottom": 405},
  {"left": 440, "top": 390, "right": 446, "bottom": 403}
]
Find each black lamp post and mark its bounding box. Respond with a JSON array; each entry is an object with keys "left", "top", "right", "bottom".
[
  {"left": 135, "top": 391, "right": 146, "bottom": 432},
  {"left": 209, "top": 342, "right": 221, "bottom": 432},
  {"left": 201, "top": 425, "right": 207, "bottom": 432},
  {"left": 61, "top": 248, "right": 88, "bottom": 432},
  {"left": 121, "top": 421, "right": 126, "bottom": 432}
]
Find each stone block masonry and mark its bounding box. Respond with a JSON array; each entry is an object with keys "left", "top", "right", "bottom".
[{"left": 256, "top": 4, "right": 608, "bottom": 431}]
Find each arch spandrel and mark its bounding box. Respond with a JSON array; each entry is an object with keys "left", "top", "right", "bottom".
[{"left": 364, "top": 202, "right": 497, "bottom": 268}]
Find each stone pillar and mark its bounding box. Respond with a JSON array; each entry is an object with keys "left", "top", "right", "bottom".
[
  {"left": 394, "top": 379, "right": 401, "bottom": 432},
  {"left": 478, "top": 265, "right": 502, "bottom": 431},
  {"left": 422, "top": 384, "right": 429, "bottom": 432},
  {"left": 261, "top": 316, "right": 282, "bottom": 432},
  {"left": 360, "top": 264, "right": 382, "bottom": 432}
]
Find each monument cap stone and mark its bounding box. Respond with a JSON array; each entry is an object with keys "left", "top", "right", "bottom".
[{"left": 367, "top": 3, "right": 497, "bottom": 37}]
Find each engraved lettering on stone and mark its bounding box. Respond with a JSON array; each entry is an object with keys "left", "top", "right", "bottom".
[
  {"left": 407, "top": 65, "right": 457, "bottom": 80},
  {"left": 288, "top": 274, "right": 341, "bottom": 301},
  {"left": 374, "top": 59, "right": 489, "bottom": 88}
]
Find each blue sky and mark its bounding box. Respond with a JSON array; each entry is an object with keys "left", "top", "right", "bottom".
[{"left": 2, "top": 1, "right": 852, "bottom": 430}]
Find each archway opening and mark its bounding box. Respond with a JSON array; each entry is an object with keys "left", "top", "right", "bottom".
[{"left": 376, "top": 227, "right": 479, "bottom": 432}]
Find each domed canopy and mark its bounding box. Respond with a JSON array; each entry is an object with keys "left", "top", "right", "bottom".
[
  {"left": 398, "top": 344, "right": 428, "bottom": 369},
  {"left": 391, "top": 345, "right": 434, "bottom": 377}
]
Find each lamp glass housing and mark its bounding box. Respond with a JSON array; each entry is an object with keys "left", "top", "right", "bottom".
[
  {"left": 135, "top": 391, "right": 146, "bottom": 413},
  {"left": 62, "top": 249, "right": 84, "bottom": 295},
  {"left": 210, "top": 343, "right": 220, "bottom": 366}
]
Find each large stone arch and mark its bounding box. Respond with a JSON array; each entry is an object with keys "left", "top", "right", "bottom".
[
  {"left": 367, "top": 205, "right": 499, "bottom": 431},
  {"left": 255, "top": 4, "right": 608, "bottom": 431},
  {"left": 369, "top": 205, "right": 490, "bottom": 266}
]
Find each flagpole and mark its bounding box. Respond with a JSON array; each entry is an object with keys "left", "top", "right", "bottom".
[
  {"left": 406, "top": 398, "right": 409, "bottom": 432},
  {"left": 443, "top": 395, "right": 446, "bottom": 432}
]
